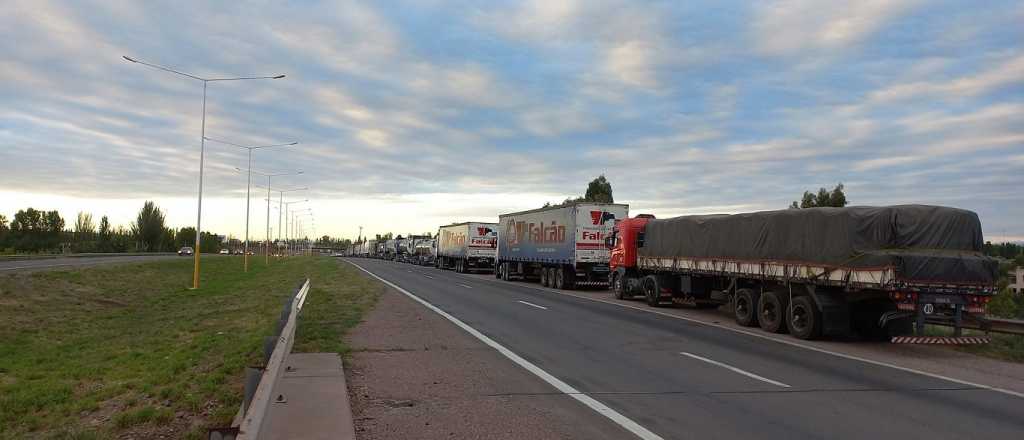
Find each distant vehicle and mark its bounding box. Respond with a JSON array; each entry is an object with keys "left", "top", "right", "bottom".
[
  {"left": 178, "top": 247, "right": 194, "bottom": 256},
  {"left": 234, "top": 249, "right": 244, "bottom": 255},
  {"left": 497, "top": 202, "right": 627, "bottom": 288},
  {"left": 437, "top": 222, "right": 497, "bottom": 273},
  {"left": 608, "top": 205, "right": 998, "bottom": 340},
  {"left": 219, "top": 249, "right": 229, "bottom": 255}
]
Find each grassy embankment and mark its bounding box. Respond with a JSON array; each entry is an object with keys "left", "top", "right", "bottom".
[{"left": 0, "top": 256, "right": 381, "bottom": 439}]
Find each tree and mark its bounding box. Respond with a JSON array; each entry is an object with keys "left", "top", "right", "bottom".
[
  {"left": 584, "top": 174, "right": 614, "bottom": 203},
  {"left": 545, "top": 175, "right": 615, "bottom": 208},
  {"left": 790, "top": 183, "right": 848, "bottom": 208},
  {"left": 74, "top": 212, "right": 95, "bottom": 239},
  {"left": 131, "top": 201, "right": 166, "bottom": 252},
  {"left": 0, "top": 214, "right": 8, "bottom": 249},
  {"left": 176, "top": 227, "right": 196, "bottom": 249},
  {"left": 98, "top": 216, "right": 112, "bottom": 251}
]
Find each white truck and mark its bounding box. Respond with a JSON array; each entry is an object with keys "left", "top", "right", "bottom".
[
  {"left": 436, "top": 222, "right": 498, "bottom": 273},
  {"left": 496, "top": 202, "right": 628, "bottom": 289}
]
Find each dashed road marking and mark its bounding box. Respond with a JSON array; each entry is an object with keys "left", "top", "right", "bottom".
[
  {"left": 517, "top": 300, "right": 548, "bottom": 310},
  {"left": 680, "top": 352, "right": 790, "bottom": 388},
  {"left": 347, "top": 259, "right": 665, "bottom": 440}
]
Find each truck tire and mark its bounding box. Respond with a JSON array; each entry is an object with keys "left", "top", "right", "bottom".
[
  {"left": 612, "top": 273, "right": 629, "bottom": 300},
  {"left": 560, "top": 266, "right": 575, "bottom": 290},
  {"left": 494, "top": 261, "right": 502, "bottom": 278},
  {"left": 553, "top": 268, "right": 563, "bottom": 289},
  {"left": 758, "top": 290, "right": 788, "bottom": 333},
  {"left": 733, "top": 288, "right": 759, "bottom": 327},
  {"left": 788, "top": 296, "right": 822, "bottom": 340},
  {"left": 540, "top": 267, "right": 550, "bottom": 287},
  {"left": 643, "top": 275, "right": 663, "bottom": 307}
]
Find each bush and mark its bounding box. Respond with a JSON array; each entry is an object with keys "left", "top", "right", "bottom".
[{"left": 987, "top": 287, "right": 1019, "bottom": 319}]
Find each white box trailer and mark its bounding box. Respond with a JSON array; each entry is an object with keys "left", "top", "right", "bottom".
[
  {"left": 436, "top": 222, "right": 498, "bottom": 273},
  {"left": 497, "top": 202, "right": 627, "bottom": 289}
]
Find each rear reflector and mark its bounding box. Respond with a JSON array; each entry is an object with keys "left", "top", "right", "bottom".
[{"left": 891, "top": 336, "right": 989, "bottom": 345}]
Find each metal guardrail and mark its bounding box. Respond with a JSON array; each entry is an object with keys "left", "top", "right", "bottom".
[
  {"left": 928, "top": 316, "right": 1024, "bottom": 336},
  {"left": 209, "top": 278, "right": 310, "bottom": 440},
  {"left": 0, "top": 252, "right": 177, "bottom": 261}
]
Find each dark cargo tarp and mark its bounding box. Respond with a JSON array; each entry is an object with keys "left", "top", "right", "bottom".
[{"left": 638, "top": 205, "right": 998, "bottom": 286}]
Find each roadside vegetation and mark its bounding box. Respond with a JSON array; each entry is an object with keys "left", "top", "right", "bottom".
[{"left": 0, "top": 256, "right": 380, "bottom": 439}]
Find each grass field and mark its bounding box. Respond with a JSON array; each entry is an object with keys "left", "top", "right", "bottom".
[
  {"left": 923, "top": 325, "right": 1024, "bottom": 363},
  {"left": 0, "top": 256, "right": 381, "bottom": 440}
]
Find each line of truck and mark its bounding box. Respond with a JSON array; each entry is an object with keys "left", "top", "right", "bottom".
[{"left": 346, "top": 202, "right": 999, "bottom": 342}]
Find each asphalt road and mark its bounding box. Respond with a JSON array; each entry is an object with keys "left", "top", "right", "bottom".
[
  {"left": 0, "top": 254, "right": 187, "bottom": 273},
  {"left": 348, "top": 258, "right": 1024, "bottom": 440}
]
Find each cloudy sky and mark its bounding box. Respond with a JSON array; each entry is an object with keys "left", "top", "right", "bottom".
[{"left": 1, "top": 0, "right": 1022, "bottom": 241}]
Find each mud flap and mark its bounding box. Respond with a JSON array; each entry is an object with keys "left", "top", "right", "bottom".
[{"left": 808, "top": 289, "right": 851, "bottom": 338}]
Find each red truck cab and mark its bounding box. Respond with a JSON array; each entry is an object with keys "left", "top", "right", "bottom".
[{"left": 608, "top": 215, "right": 655, "bottom": 285}]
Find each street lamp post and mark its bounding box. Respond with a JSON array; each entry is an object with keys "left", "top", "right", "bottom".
[
  {"left": 205, "top": 137, "right": 297, "bottom": 272},
  {"left": 123, "top": 56, "right": 285, "bottom": 289},
  {"left": 290, "top": 208, "right": 311, "bottom": 256},
  {"left": 295, "top": 212, "right": 314, "bottom": 256},
  {"left": 235, "top": 168, "right": 303, "bottom": 264},
  {"left": 280, "top": 200, "right": 308, "bottom": 255}
]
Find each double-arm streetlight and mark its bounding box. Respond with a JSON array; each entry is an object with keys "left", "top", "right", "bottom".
[
  {"left": 281, "top": 200, "right": 308, "bottom": 255},
  {"left": 294, "top": 211, "right": 315, "bottom": 256},
  {"left": 235, "top": 168, "right": 303, "bottom": 263},
  {"left": 123, "top": 55, "right": 285, "bottom": 289},
  {"left": 291, "top": 208, "right": 312, "bottom": 255},
  {"left": 206, "top": 137, "right": 297, "bottom": 272}
]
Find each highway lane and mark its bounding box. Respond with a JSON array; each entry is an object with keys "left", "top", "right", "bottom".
[
  {"left": 348, "top": 258, "right": 1024, "bottom": 440},
  {"left": 0, "top": 254, "right": 188, "bottom": 273}
]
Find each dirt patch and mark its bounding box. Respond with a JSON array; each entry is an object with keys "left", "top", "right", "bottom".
[{"left": 345, "top": 286, "right": 629, "bottom": 440}]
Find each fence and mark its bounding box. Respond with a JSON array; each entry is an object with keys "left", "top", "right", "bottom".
[{"left": 209, "top": 278, "right": 310, "bottom": 440}]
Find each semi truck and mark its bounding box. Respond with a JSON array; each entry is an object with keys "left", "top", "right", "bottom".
[
  {"left": 497, "top": 202, "right": 628, "bottom": 289},
  {"left": 413, "top": 238, "right": 436, "bottom": 266},
  {"left": 436, "top": 222, "right": 498, "bottom": 273},
  {"left": 608, "top": 205, "right": 998, "bottom": 340}
]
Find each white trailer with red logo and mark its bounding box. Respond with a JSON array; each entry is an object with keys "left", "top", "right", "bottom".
[
  {"left": 496, "top": 202, "right": 628, "bottom": 289},
  {"left": 436, "top": 222, "right": 498, "bottom": 273}
]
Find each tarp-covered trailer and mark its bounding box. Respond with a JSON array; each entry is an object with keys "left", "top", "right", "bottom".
[{"left": 609, "top": 205, "right": 998, "bottom": 341}]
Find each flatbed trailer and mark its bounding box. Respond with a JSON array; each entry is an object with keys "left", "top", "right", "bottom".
[{"left": 609, "top": 206, "right": 998, "bottom": 340}]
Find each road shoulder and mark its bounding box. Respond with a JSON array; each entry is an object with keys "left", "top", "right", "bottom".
[{"left": 345, "top": 283, "right": 631, "bottom": 440}]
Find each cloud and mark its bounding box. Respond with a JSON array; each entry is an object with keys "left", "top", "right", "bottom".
[
  {"left": 866, "top": 54, "right": 1024, "bottom": 103},
  {"left": 752, "top": 0, "right": 923, "bottom": 56},
  {"left": 1, "top": 1, "right": 1022, "bottom": 240}
]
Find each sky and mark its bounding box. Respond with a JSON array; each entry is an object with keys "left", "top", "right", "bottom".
[{"left": 1, "top": 0, "right": 1022, "bottom": 242}]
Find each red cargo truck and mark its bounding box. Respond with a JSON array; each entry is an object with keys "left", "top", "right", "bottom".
[{"left": 608, "top": 206, "right": 998, "bottom": 340}]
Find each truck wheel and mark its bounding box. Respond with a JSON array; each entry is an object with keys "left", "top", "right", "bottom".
[
  {"left": 561, "top": 267, "right": 575, "bottom": 290},
  {"left": 758, "top": 290, "right": 788, "bottom": 333},
  {"left": 643, "top": 275, "right": 662, "bottom": 307},
  {"left": 612, "top": 273, "right": 629, "bottom": 300},
  {"left": 733, "top": 288, "right": 759, "bottom": 327},
  {"left": 788, "top": 296, "right": 822, "bottom": 340},
  {"left": 494, "top": 261, "right": 502, "bottom": 278},
  {"left": 540, "top": 267, "right": 550, "bottom": 287},
  {"left": 502, "top": 263, "right": 511, "bottom": 281}
]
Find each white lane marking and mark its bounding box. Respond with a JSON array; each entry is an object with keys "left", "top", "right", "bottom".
[
  {"left": 347, "top": 260, "right": 664, "bottom": 440},
  {"left": 680, "top": 352, "right": 791, "bottom": 388},
  {"left": 517, "top": 300, "right": 548, "bottom": 310},
  {"left": 423, "top": 274, "right": 434, "bottom": 279},
  {"left": 459, "top": 283, "right": 473, "bottom": 289},
  {"left": 468, "top": 274, "right": 1024, "bottom": 400}
]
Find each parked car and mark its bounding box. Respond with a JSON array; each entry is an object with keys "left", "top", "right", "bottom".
[
  {"left": 178, "top": 247, "right": 194, "bottom": 256},
  {"left": 219, "top": 249, "right": 230, "bottom": 255}
]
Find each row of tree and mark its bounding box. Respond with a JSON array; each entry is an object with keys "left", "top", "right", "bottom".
[{"left": 0, "top": 201, "right": 227, "bottom": 254}]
